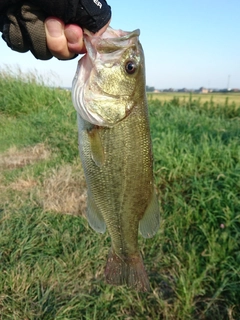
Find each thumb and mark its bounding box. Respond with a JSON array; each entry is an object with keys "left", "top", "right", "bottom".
[{"left": 45, "top": 18, "right": 75, "bottom": 60}]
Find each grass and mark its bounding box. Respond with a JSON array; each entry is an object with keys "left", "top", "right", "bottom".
[{"left": 0, "top": 69, "right": 240, "bottom": 319}]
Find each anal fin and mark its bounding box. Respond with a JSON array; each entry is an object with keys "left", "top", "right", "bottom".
[{"left": 139, "top": 191, "right": 160, "bottom": 238}]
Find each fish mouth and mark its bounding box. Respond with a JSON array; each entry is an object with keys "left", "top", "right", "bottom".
[
  {"left": 84, "top": 27, "right": 140, "bottom": 43},
  {"left": 84, "top": 27, "right": 140, "bottom": 57}
]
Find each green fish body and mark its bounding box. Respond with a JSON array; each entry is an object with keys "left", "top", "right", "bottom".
[{"left": 72, "top": 27, "right": 159, "bottom": 291}]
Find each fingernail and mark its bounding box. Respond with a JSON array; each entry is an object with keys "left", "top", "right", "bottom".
[
  {"left": 45, "top": 19, "right": 63, "bottom": 37},
  {"left": 64, "top": 28, "right": 79, "bottom": 44}
]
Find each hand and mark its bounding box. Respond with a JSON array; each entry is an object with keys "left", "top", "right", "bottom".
[
  {"left": 0, "top": 1, "right": 111, "bottom": 60},
  {"left": 45, "top": 18, "right": 110, "bottom": 60}
]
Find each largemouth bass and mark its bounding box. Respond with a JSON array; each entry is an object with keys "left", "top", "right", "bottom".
[{"left": 72, "top": 27, "right": 160, "bottom": 292}]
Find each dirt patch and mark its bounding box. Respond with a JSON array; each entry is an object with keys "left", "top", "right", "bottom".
[
  {"left": 10, "top": 178, "right": 38, "bottom": 191},
  {"left": 0, "top": 144, "right": 87, "bottom": 216},
  {"left": 0, "top": 143, "right": 50, "bottom": 170},
  {"left": 39, "top": 164, "right": 87, "bottom": 216}
]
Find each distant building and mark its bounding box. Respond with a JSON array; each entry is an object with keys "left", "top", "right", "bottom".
[{"left": 199, "top": 87, "right": 208, "bottom": 94}]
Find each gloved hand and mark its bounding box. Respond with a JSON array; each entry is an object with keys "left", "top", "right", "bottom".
[{"left": 0, "top": 0, "right": 111, "bottom": 60}]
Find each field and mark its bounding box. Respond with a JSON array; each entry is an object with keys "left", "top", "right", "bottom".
[
  {"left": 0, "top": 71, "right": 240, "bottom": 319},
  {"left": 147, "top": 92, "right": 240, "bottom": 107}
]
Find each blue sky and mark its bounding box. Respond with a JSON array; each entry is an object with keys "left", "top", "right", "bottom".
[{"left": 1, "top": 0, "right": 239, "bottom": 89}]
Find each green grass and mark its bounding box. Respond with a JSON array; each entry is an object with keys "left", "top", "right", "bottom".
[{"left": 0, "top": 70, "right": 240, "bottom": 319}]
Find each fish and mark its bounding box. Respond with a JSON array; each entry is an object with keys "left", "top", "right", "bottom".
[{"left": 72, "top": 27, "right": 160, "bottom": 292}]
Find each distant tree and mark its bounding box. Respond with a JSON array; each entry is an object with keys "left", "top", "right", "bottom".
[{"left": 146, "top": 85, "right": 155, "bottom": 92}]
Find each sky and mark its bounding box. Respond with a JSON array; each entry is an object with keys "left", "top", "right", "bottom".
[{"left": 1, "top": 0, "right": 240, "bottom": 90}]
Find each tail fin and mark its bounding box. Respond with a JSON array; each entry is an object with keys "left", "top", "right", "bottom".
[{"left": 105, "top": 249, "right": 150, "bottom": 292}]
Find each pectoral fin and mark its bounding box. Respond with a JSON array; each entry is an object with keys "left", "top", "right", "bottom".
[
  {"left": 139, "top": 191, "right": 160, "bottom": 238},
  {"left": 87, "top": 127, "right": 105, "bottom": 167},
  {"left": 86, "top": 193, "right": 106, "bottom": 233}
]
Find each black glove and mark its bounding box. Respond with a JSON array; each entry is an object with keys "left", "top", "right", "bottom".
[{"left": 0, "top": 0, "right": 111, "bottom": 60}]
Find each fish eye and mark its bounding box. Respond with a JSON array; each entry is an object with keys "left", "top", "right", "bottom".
[{"left": 125, "top": 60, "right": 137, "bottom": 74}]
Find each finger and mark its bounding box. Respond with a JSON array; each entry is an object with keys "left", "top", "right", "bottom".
[
  {"left": 64, "top": 19, "right": 111, "bottom": 54},
  {"left": 45, "top": 17, "right": 75, "bottom": 60},
  {"left": 64, "top": 24, "right": 86, "bottom": 54}
]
